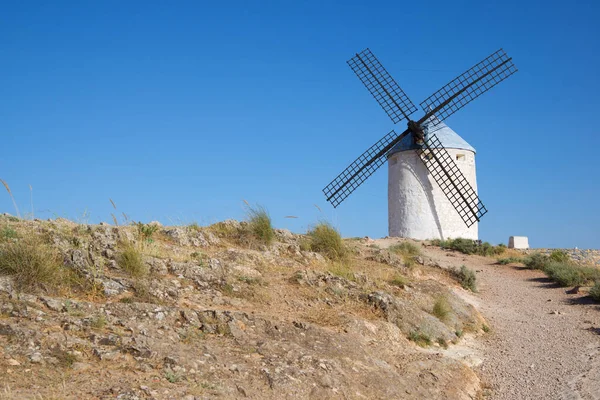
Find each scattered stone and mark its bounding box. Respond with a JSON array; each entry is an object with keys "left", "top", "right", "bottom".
[
  {"left": 29, "top": 353, "right": 43, "bottom": 364},
  {"left": 7, "top": 359, "right": 20, "bottom": 366}
]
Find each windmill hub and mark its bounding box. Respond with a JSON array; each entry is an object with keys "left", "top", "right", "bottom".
[
  {"left": 323, "top": 48, "right": 517, "bottom": 240},
  {"left": 407, "top": 120, "right": 425, "bottom": 145}
]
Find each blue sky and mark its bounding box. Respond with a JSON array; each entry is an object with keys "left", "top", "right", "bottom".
[{"left": 1, "top": 0, "right": 599, "bottom": 248}]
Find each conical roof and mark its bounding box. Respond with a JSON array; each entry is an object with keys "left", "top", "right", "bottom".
[{"left": 388, "top": 119, "right": 475, "bottom": 156}]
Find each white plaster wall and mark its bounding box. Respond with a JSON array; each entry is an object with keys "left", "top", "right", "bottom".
[
  {"left": 388, "top": 148, "right": 478, "bottom": 240},
  {"left": 508, "top": 236, "right": 529, "bottom": 249}
]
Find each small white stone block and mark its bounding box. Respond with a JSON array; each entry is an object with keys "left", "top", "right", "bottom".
[{"left": 508, "top": 236, "right": 529, "bottom": 249}]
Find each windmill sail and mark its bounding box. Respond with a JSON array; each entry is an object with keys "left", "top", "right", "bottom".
[
  {"left": 416, "top": 133, "right": 487, "bottom": 227},
  {"left": 419, "top": 49, "right": 517, "bottom": 126},
  {"left": 348, "top": 49, "right": 417, "bottom": 124},
  {"left": 323, "top": 129, "right": 409, "bottom": 207}
]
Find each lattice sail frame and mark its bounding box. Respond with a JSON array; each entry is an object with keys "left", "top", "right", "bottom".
[
  {"left": 416, "top": 133, "right": 487, "bottom": 227},
  {"left": 347, "top": 49, "right": 417, "bottom": 124},
  {"left": 323, "top": 130, "right": 403, "bottom": 207},
  {"left": 420, "top": 49, "right": 517, "bottom": 125}
]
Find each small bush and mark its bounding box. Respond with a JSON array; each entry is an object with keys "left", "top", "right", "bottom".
[
  {"left": 433, "top": 238, "right": 504, "bottom": 257},
  {"left": 432, "top": 296, "right": 451, "bottom": 321},
  {"left": 245, "top": 205, "right": 274, "bottom": 245},
  {"left": 543, "top": 262, "right": 584, "bottom": 287},
  {"left": 589, "top": 282, "right": 600, "bottom": 301},
  {"left": 453, "top": 265, "right": 477, "bottom": 292},
  {"left": 136, "top": 222, "right": 159, "bottom": 242},
  {"left": 327, "top": 262, "right": 354, "bottom": 281},
  {"left": 408, "top": 330, "right": 432, "bottom": 347},
  {"left": 497, "top": 257, "right": 523, "bottom": 265},
  {"left": 389, "top": 242, "right": 421, "bottom": 257},
  {"left": 549, "top": 250, "right": 569, "bottom": 263},
  {"left": 523, "top": 253, "right": 550, "bottom": 270},
  {"left": 0, "top": 237, "right": 63, "bottom": 291},
  {"left": 0, "top": 227, "right": 17, "bottom": 240},
  {"left": 117, "top": 244, "right": 147, "bottom": 278},
  {"left": 389, "top": 274, "right": 409, "bottom": 288},
  {"left": 305, "top": 222, "right": 347, "bottom": 260}
]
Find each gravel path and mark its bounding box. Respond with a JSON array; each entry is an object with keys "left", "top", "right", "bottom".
[{"left": 474, "top": 260, "right": 600, "bottom": 399}]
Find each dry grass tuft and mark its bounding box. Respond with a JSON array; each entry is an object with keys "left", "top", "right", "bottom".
[
  {"left": 1, "top": 179, "right": 20, "bottom": 219},
  {"left": 244, "top": 204, "right": 274, "bottom": 246},
  {"left": 0, "top": 236, "right": 64, "bottom": 292},
  {"left": 303, "top": 222, "right": 347, "bottom": 260},
  {"left": 117, "top": 243, "right": 147, "bottom": 278},
  {"left": 432, "top": 296, "right": 451, "bottom": 321}
]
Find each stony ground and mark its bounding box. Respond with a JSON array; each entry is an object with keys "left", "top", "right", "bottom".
[
  {"left": 0, "top": 215, "right": 598, "bottom": 399},
  {"left": 408, "top": 245, "right": 600, "bottom": 400},
  {"left": 0, "top": 217, "right": 486, "bottom": 399}
]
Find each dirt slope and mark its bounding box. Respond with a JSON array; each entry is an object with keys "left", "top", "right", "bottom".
[{"left": 418, "top": 245, "right": 600, "bottom": 400}]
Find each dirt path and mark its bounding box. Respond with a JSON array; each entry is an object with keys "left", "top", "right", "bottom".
[{"left": 467, "top": 254, "right": 600, "bottom": 399}]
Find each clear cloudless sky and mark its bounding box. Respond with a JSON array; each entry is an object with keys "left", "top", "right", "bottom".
[{"left": 1, "top": 0, "right": 599, "bottom": 248}]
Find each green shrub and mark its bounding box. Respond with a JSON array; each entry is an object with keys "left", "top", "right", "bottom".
[
  {"left": 136, "top": 222, "right": 159, "bottom": 241},
  {"left": 117, "top": 244, "right": 147, "bottom": 278},
  {"left": 589, "top": 282, "right": 600, "bottom": 301},
  {"left": 408, "top": 330, "right": 432, "bottom": 347},
  {"left": 523, "top": 253, "right": 550, "bottom": 270},
  {"left": 543, "top": 262, "right": 582, "bottom": 287},
  {"left": 389, "top": 274, "right": 409, "bottom": 287},
  {"left": 0, "top": 237, "right": 63, "bottom": 291},
  {"left": 432, "top": 296, "right": 451, "bottom": 321},
  {"left": 245, "top": 205, "right": 274, "bottom": 245},
  {"left": 389, "top": 242, "right": 421, "bottom": 257},
  {"left": 549, "top": 250, "right": 569, "bottom": 263},
  {"left": 453, "top": 265, "right": 477, "bottom": 292},
  {"left": 0, "top": 226, "right": 17, "bottom": 240},
  {"left": 497, "top": 257, "right": 523, "bottom": 265},
  {"left": 305, "top": 222, "right": 346, "bottom": 260},
  {"left": 433, "top": 238, "right": 504, "bottom": 257}
]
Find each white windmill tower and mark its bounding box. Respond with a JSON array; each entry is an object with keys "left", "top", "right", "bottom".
[
  {"left": 387, "top": 119, "right": 478, "bottom": 240},
  {"left": 323, "top": 48, "right": 517, "bottom": 240}
]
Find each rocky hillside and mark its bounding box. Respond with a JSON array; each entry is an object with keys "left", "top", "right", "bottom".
[{"left": 0, "top": 215, "right": 489, "bottom": 399}]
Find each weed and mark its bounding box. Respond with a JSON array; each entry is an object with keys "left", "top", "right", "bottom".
[
  {"left": 408, "top": 330, "right": 432, "bottom": 347},
  {"left": 0, "top": 237, "right": 64, "bottom": 292},
  {"left": 455, "top": 329, "right": 464, "bottom": 338},
  {"left": 90, "top": 314, "right": 107, "bottom": 330},
  {"left": 165, "top": 369, "right": 183, "bottom": 383},
  {"left": 482, "top": 324, "right": 490, "bottom": 333},
  {"left": 389, "top": 274, "right": 408, "bottom": 288},
  {"left": 436, "top": 337, "right": 448, "bottom": 349},
  {"left": 136, "top": 222, "right": 159, "bottom": 242},
  {"left": 523, "top": 253, "right": 550, "bottom": 270},
  {"left": 50, "top": 347, "right": 78, "bottom": 368},
  {"left": 238, "top": 276, "right": 261, "bottom": 285},
  {"left": 187, "top": 222, "right": 201, "bottom": 231},
  {"left": 434, "top": 238, "right": 504, "bottom": 257},
  {"left": 1, "top": 179, "right": 20, "bottom": 218},
  {"left": 180, "top": 326, "right": 205, "bottom": 344},
  {"left": 452, "top": 265, "right": 477, "bottom": 292},
  {"left": 244, "top": 204, "right": 274, "bottom": 245},
  {"left": 432, "top": 296, "right": 451, "bottom": 321},
  {"left": 0, "top": 227, "right": 17, "bottom": 240},
  {"left": 327, "top": 262, "right": 355, "bottom": 281},
  {"left": 304, "top": 222, "right": 347, "bottom": 260},
  {"left": 543, "top": 262, "right": 584, "bottom": 287},
  {"left": 549, "top": 250, "right": 570, "bottom": 263},
  {"left": 117, "top": 244, "right": 147, "bottom": 278},
  {"left": 497, "top": 256, "right": 523, "bottom": 265},
  {"left": 389, "top": 242, "right": 421, "bottom": 257},
  {"left": 589, "top": 282, "right": 600, "bottom": 301},
  {"left": 119, "top": 297, "right": 134, "bottom": 304}
]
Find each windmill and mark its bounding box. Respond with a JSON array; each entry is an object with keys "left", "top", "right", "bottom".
[{"left": 323, "top": 48, "right": 517, "bottom": 240}]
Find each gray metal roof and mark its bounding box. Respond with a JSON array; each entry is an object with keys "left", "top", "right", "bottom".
[{"left": 387, "top": 119, "right": 476, "bottom": 156}]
